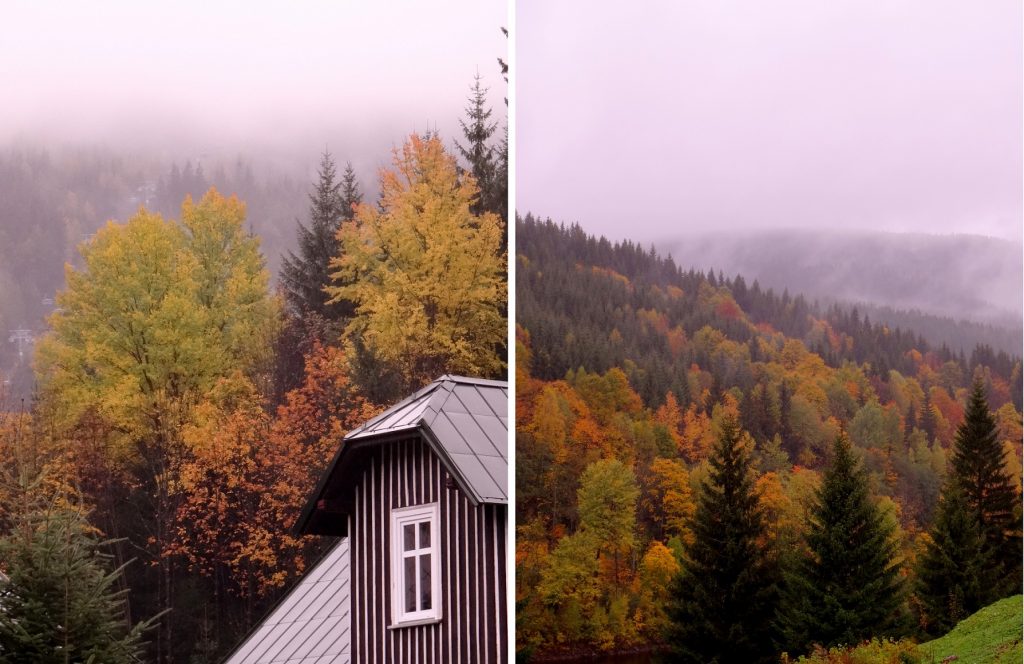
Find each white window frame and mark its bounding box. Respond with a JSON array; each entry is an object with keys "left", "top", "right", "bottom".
[{"left": 390, "top": 503, "right": 442, "bottom": 625}]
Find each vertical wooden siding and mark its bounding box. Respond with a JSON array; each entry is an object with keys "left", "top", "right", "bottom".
[{"left": 350, "top": 436, "right": 507, "bottom": 664}]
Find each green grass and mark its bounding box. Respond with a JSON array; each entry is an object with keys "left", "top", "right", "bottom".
[{"left": 917, "top": 596, "right": 1023, "bottom": 664}]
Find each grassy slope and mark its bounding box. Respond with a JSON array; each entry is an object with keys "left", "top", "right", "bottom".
[{"left": 917, "top": 596, "right": 1022, "bottom": 664}]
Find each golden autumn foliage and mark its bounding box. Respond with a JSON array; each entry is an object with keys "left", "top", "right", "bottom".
[
  {"left": 35, "top": 189, "right": 278, "bottom": 460},
  {"left": 328, "top": 134, "right": 506, "bottom": 391},
  {"left": 642, "top": 457, "right": 695, "bottom": 544},
  {"left": 679, "top": 404, "right": 714, "bottom": 463},
  {"left": 654, "top": 392, "right": 683, "bottom": 450},
  {"left": 632, "top": 541, "right": 681, "bottom": 639},
  {"left": 516, "top": 222, "right": 1023, "bottom": 659}
]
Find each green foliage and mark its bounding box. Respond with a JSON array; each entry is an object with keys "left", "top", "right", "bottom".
[
  {"left": 33, "top": 189, "right": 278, "bottom": 661},
  {"left": 0, "top": 488, "right": 156, "bottom": 663},
  {"left": 536, "top": 459, "right": 640, "bottom": 650},
  {"left": 666, "top": 414, "right": 780, "bottom": 663},
  {"left": 917, "top": 595, "right": 1023, "bottom": 664},
  {"left": 915, "top": 484, "right": 997, "bottom": 635},
  {"left": 780, "top": 435, "right": 907, "bottom": 653},
  {"left": 577, "top": 458, "right": 640, "bottom": 557},
  {"left": 280, "top": 152, "right": 361, "bottom": 321},
  {"left": 455, "top": 73, "right": 507, "bottom": 232},
  {"left": 781, "top": 638, "right": 920, "bottom": 664},
  {"left": 949, "top": 381, "right": 1022, "bottom": 592}
]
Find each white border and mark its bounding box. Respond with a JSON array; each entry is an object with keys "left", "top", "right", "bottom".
[{"left": 505, "top": 0, "right": 517, "bottom": 661}]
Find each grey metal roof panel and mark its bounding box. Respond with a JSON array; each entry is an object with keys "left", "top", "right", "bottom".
[
  {"left": 450, "top": 383, "right": 495, "bottom": 416},
  {"left": 427, "top": 413, "right": 474, "bottom": 455},
  {"left": 480, "top": 386, "right": 508, "bottom": 416},
  {"left": 447, "top": 451, "right": 503, "bottom": 502},
  {"left": 477, "top": 454, "right": 509, "bottom": 497},
  {"left": 344, "top": 375, "right": 508, "bottom": 504},
  {"left": 475, "top": 413, "right": 508, "bottom": 452},
  {"left": 444, "top": 411, "right": 495, "bottom": 455},
  {"left": 224, "top": 539, "right": 350, "bottom": 664}
]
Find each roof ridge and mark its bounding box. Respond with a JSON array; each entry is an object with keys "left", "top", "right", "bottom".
[{"left": 434, "top": 374, "right": 508, "bottom": 387}]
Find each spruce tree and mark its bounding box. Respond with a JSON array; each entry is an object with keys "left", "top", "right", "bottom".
[
  {"left": 778, "top": 435, "right": 906, "bottom": 653},
  {"left": 948, "top": 379, "right": 1022, "bottom": 593},
  {"left": 339, "top": 161, "right": 363, "bottom": 223},
  {"left": 666, "top": 415, "right": 779, "bottom": 664},
  {"left": 0, "top": 495, "right": 156, "bottom": 662},
  {"left": 915, "top": 483, "right": 995, "bottom": 635},
  {"left": 456, "top": 74, "right": 498, "bottom": 216},
  {"left": 280, "top": 151, "right": 359, "bottom": 321}
]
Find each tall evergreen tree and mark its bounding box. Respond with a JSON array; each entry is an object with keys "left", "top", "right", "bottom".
[
  {"left": 456, "top": 74, "right": 498, "bottom": 217},
  {"left": 915, "top": 483, "right": 996, "bottom": 635},
  {"left": 778, "top": 435, "right": 906, "bottom": 653},
  {"left": 279, "top": 151, "right": 359, "bottom": 321},
  {"left": 339, "top": 161, "right": 363, "bottom": 223},
  {"left": 948, "top": 379, "right": 1022, "bottom": 593},
  {"left": 666, "top": 415, "right": 779, "bottom": 664},
  {"left": 0, "top": 489, "right": 156, "bottom": 663}
]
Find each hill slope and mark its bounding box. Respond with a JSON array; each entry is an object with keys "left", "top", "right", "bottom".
[{"left": 918, "top": 596, "right": 1022, "bottom": 664}]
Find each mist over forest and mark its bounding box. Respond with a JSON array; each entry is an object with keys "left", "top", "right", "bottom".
[
  {"left": 0, "top": 123, "right": 486, "bottom": 399},
  {"left": 658, "top": 229, "right": 1023, "bottom": 355}
]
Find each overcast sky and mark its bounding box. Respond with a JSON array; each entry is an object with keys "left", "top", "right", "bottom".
[
  {"left": 1, "top": 0, "right": 506, "bottom": 172},
  {"left": 518, "top": 1, "right": 1023, "bottom": 242}
]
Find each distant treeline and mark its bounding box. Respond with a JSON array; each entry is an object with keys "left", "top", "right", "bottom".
[
  {"left": 517, "top": 214, "right": 1021, "bottom": 411},
  {"left": 835, "top": 299, "right": 1022, "bottom": 360},
  {"left": 660, "top": 229, "right": 1022, "bottom": 344}
]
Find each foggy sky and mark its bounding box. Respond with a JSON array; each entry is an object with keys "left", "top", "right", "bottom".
[
  {"left": 1, "top": 0, "right": 506, "bottom": 176},
  {"left": 518, "top": 1, "right": 1023, "bottom": 243}
]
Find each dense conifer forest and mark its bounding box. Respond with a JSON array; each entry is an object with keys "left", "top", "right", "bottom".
[{"left": 515, "top": 215, "right": 1022, "bottom": 660}]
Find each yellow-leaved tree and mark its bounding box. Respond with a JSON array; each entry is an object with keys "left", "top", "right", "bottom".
[
  {"left": 36, "top": 189, "right": 277, "bottom": 455},
  {"left": 34, "top": 188, "right": 278, "bottom": 660},
  {"left": 328, "top": 133, "right": 505, "bottom": 400}
]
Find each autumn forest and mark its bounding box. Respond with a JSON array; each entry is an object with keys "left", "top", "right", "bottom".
[
  {"left": 0, "top": 75, "right": 508, "bottom": 662},
  {"left": 514, "top": 216, "right": 1022, "bottom": 662}
]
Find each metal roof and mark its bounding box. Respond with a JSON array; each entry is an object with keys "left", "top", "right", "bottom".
[
  {"left": 345, "top": 374, "right": 508, "bottom": 504},
  {"left": 223, "top": 539, "right": 350, "bottom": 664},
  {"left": 296, "top": 375, "right": 507, "bottom": 535}
]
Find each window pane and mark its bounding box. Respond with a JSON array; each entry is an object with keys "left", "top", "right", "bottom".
[
  {"left": 419, "top": 554, "right": 431, "bottom": 610},
  {"left": 403, "top": 524, "right": 415, "bottom": 552},
  {"left": 419, "top": 521, "right": 431, "bottom": 548},
  {"left": 404, "top": 557, "right": 416, "bottom": 612}
]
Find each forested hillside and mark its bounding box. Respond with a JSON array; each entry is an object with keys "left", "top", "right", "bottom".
[
  {"left": 0, "top": 87, "right": 507, "bottom": 660},
  {"left": 515, "top": 216, "right": 1023, "bottom": 659}
]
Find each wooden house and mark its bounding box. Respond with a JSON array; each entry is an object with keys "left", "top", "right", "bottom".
[{"left": 225, "top": 375, "right": 508, "bottom": 663}]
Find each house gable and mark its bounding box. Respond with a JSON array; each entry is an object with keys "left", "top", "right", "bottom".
[{"left": 297, "top": 375, "right": 508, "bottom": 537}]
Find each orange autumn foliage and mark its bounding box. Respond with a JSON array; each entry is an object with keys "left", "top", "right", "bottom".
[
  {"left": 679, "top": 404, "right": 714, "bottom": 463},
  {"left": 168, "top": 344, "right": 379, "bottom": 600}
]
